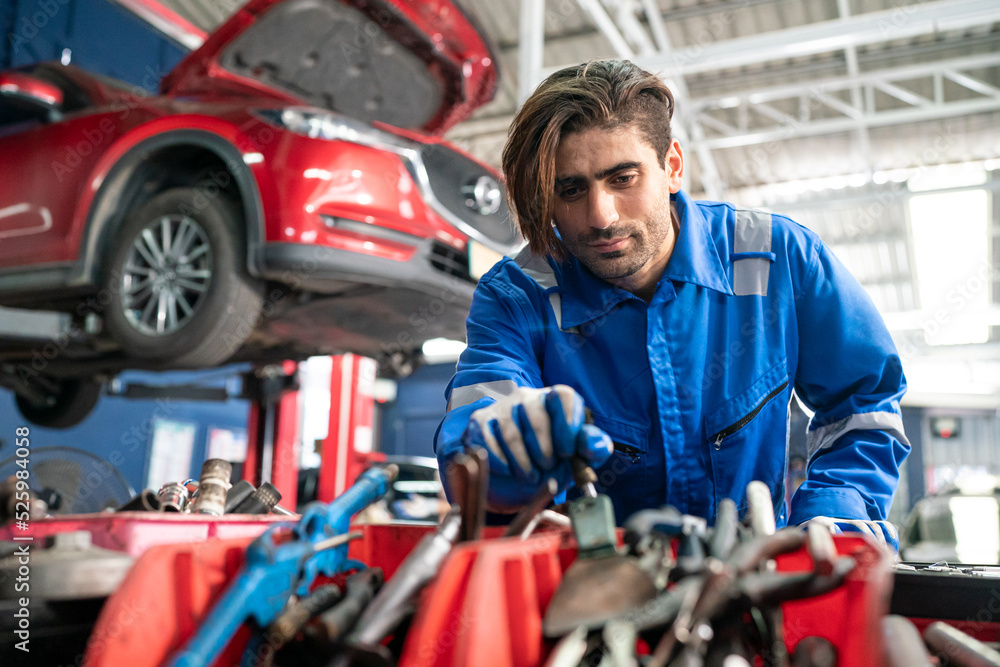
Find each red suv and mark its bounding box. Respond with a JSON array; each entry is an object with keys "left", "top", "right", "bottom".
[{"left": 0, "top": 0, "right": 519, "bottom": 427}]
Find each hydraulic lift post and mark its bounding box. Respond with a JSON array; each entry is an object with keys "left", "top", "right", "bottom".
[
  {"left": 242, "top": 360, "right": 301, "bottom": 509},
  {"left": 318, "top": 353, "right": 384, "bottom": 502}
]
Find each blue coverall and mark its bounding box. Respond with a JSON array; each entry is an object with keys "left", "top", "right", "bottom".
[{"left": 436, "top": 189, "right": 910, "bottom": 526}]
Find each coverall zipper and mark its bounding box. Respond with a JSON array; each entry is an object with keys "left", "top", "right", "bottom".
[
  {"left": 709, "top": 380, "right": 790, "bottom": 450},
  {"left": 614, "top": 442, "right": 642, "bottom": 463}
]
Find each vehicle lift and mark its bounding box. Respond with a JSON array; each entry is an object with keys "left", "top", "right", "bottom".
[{"left": 241, "top": 353, "right": 384, "bottom": 511}]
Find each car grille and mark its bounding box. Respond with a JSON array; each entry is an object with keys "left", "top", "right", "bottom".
[
  {"left": 430, "top": 241, "right": 474, "bottom": 283},
  {"left": 410, "top": 144, "right": 521, "bottom": 249}
]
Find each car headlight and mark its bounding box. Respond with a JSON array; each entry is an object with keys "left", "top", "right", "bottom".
[{"left": 252, "top": 107, "right": 413, "bottom": 153}]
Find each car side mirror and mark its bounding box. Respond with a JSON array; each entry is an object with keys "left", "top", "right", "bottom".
[{"left": 0, "top": 72, "right": 64, "bottom": 119}]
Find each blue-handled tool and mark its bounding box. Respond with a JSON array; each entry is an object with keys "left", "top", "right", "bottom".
[{"left": 167, "top": 464, "right": 398, "bottom": 667}]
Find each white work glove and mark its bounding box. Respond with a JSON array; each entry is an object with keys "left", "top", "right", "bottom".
[
  {"left": 462, "top": 385, "right": 613, "bottom": 511},
  {"left": 802, "top": 516, "right": 899, "bottom": 552}
]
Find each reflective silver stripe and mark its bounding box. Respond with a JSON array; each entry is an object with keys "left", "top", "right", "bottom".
[
  {"left": 733, "top": 209, "right": 772, "bottom": 296},
  {"left": 514, "top": 246, "right": 577, "bottom": 333},
  {"left": 806, "top": 411, "right": 911, "bottom": 459},
  {"left": 447, "top": 379, "right": 519, "bottom": 411},
  {"left": 515, "top": 246, "right": 559, "bottom": 290},
  {"left": 547, "top": 293, "right": 578, "bottom": 334}
]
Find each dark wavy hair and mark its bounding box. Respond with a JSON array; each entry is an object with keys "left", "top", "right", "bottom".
[{"left": 501, "top": 59, "right": 675, "bottom": 260}]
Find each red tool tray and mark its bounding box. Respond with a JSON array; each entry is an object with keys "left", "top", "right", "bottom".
[
  {"left": 78, "top": 523, "right": 892, "bottom": 667},
  {"left": 399, "top": 532, "right": 892, "bottom": 667},
  {"left": 0, "top": 511, "right": 288, "bottom": 557},
  {"left": 83, "top": 522, "right": 468, "bottom": 667}
]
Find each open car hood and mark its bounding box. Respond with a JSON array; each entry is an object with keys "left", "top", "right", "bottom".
[{"left": 160, "top": 0, "right": 498, "bottom": 134}]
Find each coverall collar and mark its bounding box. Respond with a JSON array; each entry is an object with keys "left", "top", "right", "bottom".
[
  {"left": 663, "top": 190, "right": 733, "bottom": 296},
  {"left": 556, "top": 189, "right": 733, "bottom": 328}
]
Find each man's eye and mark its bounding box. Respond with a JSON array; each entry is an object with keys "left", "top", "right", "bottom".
[
  {"left": 614, "top": 174, "right": 635, "bottom": 184},
  {"left": 559, "top": 187, "right": 581, "bottom": 199}
]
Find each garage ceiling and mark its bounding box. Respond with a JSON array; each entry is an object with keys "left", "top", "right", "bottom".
[
  {"left": 153, "top": 0, "right": 1000, "bottom": 405},
  {"left": 156, "top": 0, "right": 1000, "bottom": 186}
]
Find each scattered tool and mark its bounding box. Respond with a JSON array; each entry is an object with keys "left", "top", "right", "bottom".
[
  {"left": 349, "top": 507, "right": 463, "bottom": 645},
  {"left": 624, "top": 506, "right": 708, "bottom": 580},
  {"left": 446, "top": 448, "right": 488, "bottom": 542},
  {"left": 116, "top": 489, "right": 161, "bottom": 512},
  {"left": 805, "top": 522, "right": 837, "bottom": 576},
  {"left": 542, "top": 458, "right": 658, "bottom": 637},
  {"left": 165, "top": 464, "right": 398, "bottom": 667},
  {"left": 880, "top": 616, "right": 932, "bottom": 667},
  {"left": 522, "top": 509, "right": 572, "bottom": 538},
  {"left": 157, "top": 482, "right": 190, "bottom": 512},
  {"left": 647, "top": 565, "right": 706, "bottom": 666},
  {"left": 544, "top": 626, "right": 590, "bottom": 667},
  {"left": 269, "top": 583, "right": 344, "bottom": 647},
  {"left": 232, "top": 481, "right": 283, "bottom": 515},
  {"left": 630, "top": 484, "right": 859, "bottom": 667},
  {"left": 746, "top": 481, "right": 776, "bottom": 537},
  {"left": 504, "top": 477, "right": 560, "bottom": 538},
  {"left": 286, "top": 568, "right": 392, "bottom": 667},
  {"left": 598, "top": 618, "right": 639, "bottom": 667},
  {"left": 225, "top": 480, "right": 257, "bottom": 513},
  {"left": 189, "top": 459, "right": 232, "bottom": 516},
  {"left": 313, "top": 568, "right": 386, "bottom": 642},
  {"left": 789, "top": 636, "right": 837, "bottom": 667},
  {"left": 708, "top": 499, "right": 740, "bottom": 561},
  {"left": 924, "top": 621, "right": 1000, "bottom": 667},
  {"left": 318, "top": 511, "right": 466, "bottom": 667},
  {"left": 716, "top": 656, "right": 752, "bottom": 667},
  {"left": 744, "top": 481, "right": 788, "bottom": 667}
]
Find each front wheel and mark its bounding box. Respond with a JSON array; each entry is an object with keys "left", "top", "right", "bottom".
[{"left": 102, "top": 187, "right": 264, "bottom": 367}]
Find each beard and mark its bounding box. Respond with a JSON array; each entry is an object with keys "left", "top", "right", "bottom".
[{"left": 560, "top": 197, "right": 676, "bottom": 282}]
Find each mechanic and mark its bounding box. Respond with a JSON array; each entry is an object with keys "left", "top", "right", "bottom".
[{"left": 434, "top": 59, "right": 909, "bottom": 545}]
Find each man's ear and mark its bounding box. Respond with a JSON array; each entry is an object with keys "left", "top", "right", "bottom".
[{"left": 666, "top": 139, "right": 684, "bottom": 193}]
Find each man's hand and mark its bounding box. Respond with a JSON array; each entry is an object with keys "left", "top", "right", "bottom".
[
  {"left": 802, "top": 516, "right": 899, "bottom": 552},
  {"left": 462, "top": 385, "right": 613, "bottom": 511}
]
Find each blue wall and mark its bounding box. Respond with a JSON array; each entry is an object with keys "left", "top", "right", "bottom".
[
  {"left": 3, "top": 0, "right": 189, "bottom": 91},
  {"left": 379, "top": 362, "right": 454, "bottom": 461}
]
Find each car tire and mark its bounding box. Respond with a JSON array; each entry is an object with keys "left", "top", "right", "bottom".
[
  {"left": 102, "top": 187, "right": 264, "bottom": 367},
  {"left": 15, "top": 378, "right": 102, "bottom": 429}
]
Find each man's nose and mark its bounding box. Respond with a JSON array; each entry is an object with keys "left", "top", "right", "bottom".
[{"left": 588, "top": 188, "right": 619, "bottom": 228}]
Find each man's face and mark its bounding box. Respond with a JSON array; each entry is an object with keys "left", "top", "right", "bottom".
[{"left": 553, "top": 125, "right": 684, "bottom": 287}]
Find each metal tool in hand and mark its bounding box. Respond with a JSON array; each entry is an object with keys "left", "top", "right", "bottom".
[
  {"left": 543, "top": 457, "right": 658, "bottom": 637},
  {"left": 165, "top": 464, "right": 398, "bottom": 667}
]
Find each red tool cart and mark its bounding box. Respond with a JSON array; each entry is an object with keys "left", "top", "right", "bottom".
[{"left": 62, "top": 518, "right": 892, "bottom": 667}]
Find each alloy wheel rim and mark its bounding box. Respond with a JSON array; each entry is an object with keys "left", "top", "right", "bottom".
[{"left": 119, "top": 214, "right": 214, "bottom": 336}]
